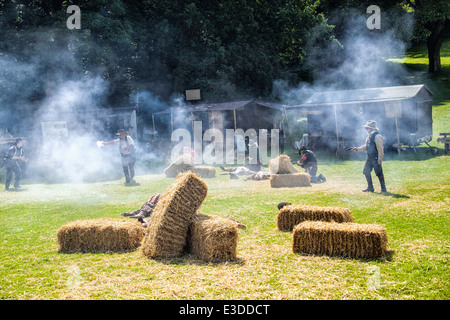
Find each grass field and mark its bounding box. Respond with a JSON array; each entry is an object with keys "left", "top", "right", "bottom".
[{"left": 0, "top": 42, "right": 449, "bottom": 300}]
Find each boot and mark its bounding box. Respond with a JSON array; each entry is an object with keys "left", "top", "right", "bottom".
[
  {"left": 363, "top": 174, "right": 374, "bottom": 192},
  {"left": 123, "top": 166, "right": 131, "bottom": 183},
  {"left": 378, "top": 174, "right": 387, "bottom": 193}
]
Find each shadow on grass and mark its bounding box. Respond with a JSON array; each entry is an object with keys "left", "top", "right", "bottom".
[
  {"left": 294, "top": 248, "right": 395, "bottom": 262},
  {"left": 378, "top": 192, "right": 410, "bottom": 199}
]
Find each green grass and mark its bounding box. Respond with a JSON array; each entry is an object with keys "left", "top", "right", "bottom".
[{"left": 0, "top": 41, "right": 449, "bottom": 300}]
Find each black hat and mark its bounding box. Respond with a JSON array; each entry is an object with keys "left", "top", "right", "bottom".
[
  {"left": 299, "top": 145, "right": 307, "bottom": 151},
  {"left": 16, "top": 138, "right": 23, "bottom": 143}
]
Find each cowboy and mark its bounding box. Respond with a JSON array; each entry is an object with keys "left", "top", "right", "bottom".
[
  {"left": 4, "top": 138, "right": 27, "bottom": 191},
  {"left": 102, "top": 129, "right": 136, "bottom": 184},
  {"left": 352, "top": 120, "right": 387, "bottom": 193},
  {"left": 297, "top": 146, "right": 325, "bottom": 183}
]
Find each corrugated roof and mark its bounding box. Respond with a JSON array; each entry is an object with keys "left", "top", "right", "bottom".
[
  {"left": 304, "top": 84, "right": 432, "bottom": 105},
  {"left": 152, "top": 99, "right": 286, "bottom": 114}
]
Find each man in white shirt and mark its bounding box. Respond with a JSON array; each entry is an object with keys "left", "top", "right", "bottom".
[{"left": 103, "top": 129, "right": 136, "bottom": 184}]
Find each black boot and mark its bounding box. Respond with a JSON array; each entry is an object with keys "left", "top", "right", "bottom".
[
  {"left": 363, "top": 174, "right": 374, "bottom": 192},
  {"left": 378, "top": 174, "right": 387, "bottom": 193}
]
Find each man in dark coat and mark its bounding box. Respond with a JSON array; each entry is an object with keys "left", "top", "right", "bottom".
[
  {"left": 297, "top": 146, "right": 326, "bottom": 183},
  {"left": 4, "top": 138, "right": 27, "bottom": 191}
]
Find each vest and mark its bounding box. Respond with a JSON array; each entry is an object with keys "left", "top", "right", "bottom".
[{"left": 366, "top": 132, "right": 379, "bottom": 157}]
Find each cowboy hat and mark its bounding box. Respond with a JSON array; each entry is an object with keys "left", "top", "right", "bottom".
[
  {"left": 116, "top": 129, "right": 127, "bottom": 135},
  {"left": 362, "top": 120, "right": 379, "bottom": 131}
]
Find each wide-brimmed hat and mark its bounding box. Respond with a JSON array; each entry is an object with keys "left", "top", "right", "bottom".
[
  {"left": 362, "top": 120, "right": 378, "bottom": 131},
  {"left": 116, "top": 129, "right": 127, "bottom": 135}
]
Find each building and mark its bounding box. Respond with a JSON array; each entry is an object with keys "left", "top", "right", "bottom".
[{"left": 286, "top": 84, "right": 433, "bottom": 154}]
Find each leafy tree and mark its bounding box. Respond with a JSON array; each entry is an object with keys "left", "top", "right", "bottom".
[{"left": 404, "top": 0, "right": 450, "bottom": 73}]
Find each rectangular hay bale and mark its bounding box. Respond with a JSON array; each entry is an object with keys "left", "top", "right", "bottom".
[
  {"left": 277, "top": 204, "right": 353, "bottom": 231},
  {"left": 268, "top": 155, "right": 299, "bottom": 174},
  {"left": 57, "top": 218, "right": 144, "bottom": 252},
  {"left": 187, "top": 213, "right": 238, "bottom": 262},
  {"left": 292, "top": 221, "right": 388, "bottom": 258},
  {"left": 141, "top": 171, "right": 208, "bottom": 259},
  {"left": 164, "top": 154, "right": 194, "bottom": 178},
  {"left": 270, "top": 173, "right": 311, "bottom": 188}
]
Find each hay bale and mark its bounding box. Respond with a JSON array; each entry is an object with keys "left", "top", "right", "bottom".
[
  {"left": 192, "top": 166, "right": 216, "bottom": 178},
  {"left": 163, "top": 154, "right": 194, "bottom": 178},
  {"left": 277, "top": 204, "right": 353, "bottom": 231},
  {"left": 292, "top": 221, "right": 388, "bottom": 258},
  {"left": 270, "top": 173, "right": 311, "bottom": 188},
  {"left": 141, "top": 171, "right": 208, "bottom": 259},
  {"left": 268, "top": 155, "right": 299, "bottom": 174},
  {"left": 187, "top": 213, "right": 238, "bottom": 262},
  {"left": 57, "top": 218, "right": 144, "bottom": 252}
]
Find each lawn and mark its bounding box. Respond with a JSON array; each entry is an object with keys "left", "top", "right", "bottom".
[{"left": 0, "top": 41, "right": 449, "bottom": 301}]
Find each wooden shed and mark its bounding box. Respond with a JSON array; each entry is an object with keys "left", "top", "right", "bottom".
[{"left": 287, "top": 85, "right": 433, "bottom": 154}]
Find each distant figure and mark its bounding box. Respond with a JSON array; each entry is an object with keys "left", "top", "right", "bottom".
[
  {"left": 297, "top": 146, "right": 326, "bottom": 183},
  {"left": 352, "top": 120, "right": 387, "bottom": 193},
  {"left": 102, "top": 129, "right": 136, "bottom": 184},
  {"left": 273, "top": 119, "right": 286, "bottom": 154},
  {"left": 4, "top": 138, "right": 28, "bottom": 191}
]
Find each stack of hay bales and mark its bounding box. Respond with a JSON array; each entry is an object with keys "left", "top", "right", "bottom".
[
  {"left": 277, "top": 204, "right": 353, "bottom": 231},
  {"left": 56, "top": 172, "right": 239, "bottom": 262},
  {"left": 268, "top": 155, "right": 311, "bottom": 188},
  {"left": 141, "top": 171, "right": 208, "bottom": 259},
  {"left": 163, "top": 154, "right": 217, "bottom": 178},
  {"left": 187, "top": 212, "right": 239, "bottom": 262},
  {"left": 57, "top": 218, "right": 144, "bottom": 252},
  {"left": 276, "top": 203, "right": 389, "bottom": 259},
  {"left": 292, "top": 221, "right": 388, "bottom": 258}
]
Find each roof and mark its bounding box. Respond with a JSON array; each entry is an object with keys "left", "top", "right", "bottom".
[
  {"left": 288, "top": 85, "right": 433, "bottom": 109},
  {"left": 153, "top": 99, "right": 286, "bottom": 115}
]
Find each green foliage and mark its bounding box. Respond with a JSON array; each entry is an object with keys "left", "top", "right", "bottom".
[{"left": 0, "top": 0, "right": 337, "bottom": 103}]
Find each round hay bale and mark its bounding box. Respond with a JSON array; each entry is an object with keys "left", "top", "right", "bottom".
[
  {"left": 141, "top": 171, "right": 208, "bottom": 259},
  {"left": 270, "top": 173, "right": 311, "bottom": 188},
  {"left": 292, "top": 221, "right": 388, "bottom": 259},
  {"left": 57, "top": 218, "right": 144, "bottom": 252},
  {"left": 187, "top": 213, "right": 238, "bottom": 262},
  {"left": 277, "top": 204, "right": 353, "bottom": 231}
]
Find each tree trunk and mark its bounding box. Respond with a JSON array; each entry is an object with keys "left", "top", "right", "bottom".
[{"left": 426, "top": 19, "right": 449, "bottom": 74}]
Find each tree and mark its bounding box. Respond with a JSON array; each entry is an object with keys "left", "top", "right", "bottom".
[{"left": 405, "top": 0, "right": 450, "bottom": 73}]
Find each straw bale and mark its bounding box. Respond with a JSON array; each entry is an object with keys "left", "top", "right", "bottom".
[
  {"left": 141, "top": 171, "right": 208, "bottom": 259},
  {"left": 57, "top": 218, "right": 144, "bottom": 252},
  {"left": 277, "top": 204, "right": 353, "bottom": 231},
  {"left": 187, "top": 213, "right": 238, "bottom": 262},
  {"left": 292, "top": 221, "right": 388, "bottom": 258},
  {"left": 164, "top": 154, "right": 194, "bottom": 178},
  {"left": 192, "top": 166, "right": 216, "bottom": 178},
  {"left": 268, "top": 155, "right": 299, "bottom": 174},
  {"left": 270, "top": 173, "right": 311, "bottom": 188}
]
